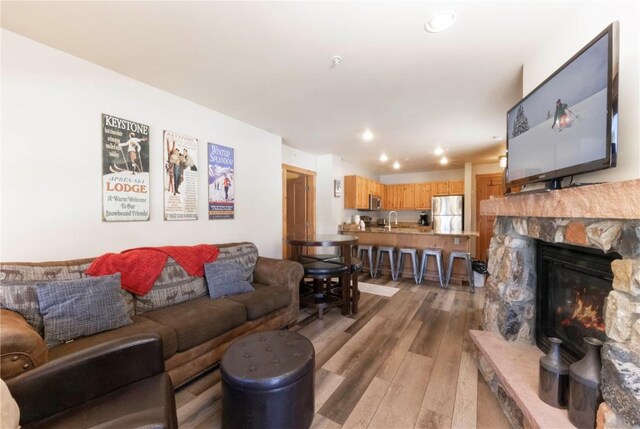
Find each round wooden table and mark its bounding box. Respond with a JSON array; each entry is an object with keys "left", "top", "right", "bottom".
[{"left": 286, "top": 234, "right": 358, "bottom": 315}]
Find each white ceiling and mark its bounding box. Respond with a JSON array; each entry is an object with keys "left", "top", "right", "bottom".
[{"left": 1, "top": 1, "right": 582, "bottom": 174}]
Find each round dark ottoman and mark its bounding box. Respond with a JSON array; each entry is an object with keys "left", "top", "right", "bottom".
[{"left": 220, "top": 330, "right": 315, "bottom": 429}]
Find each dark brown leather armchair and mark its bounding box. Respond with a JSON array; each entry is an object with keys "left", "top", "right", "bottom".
[{"left": 5, "top": 333, "right": 178, "bottom": 429}]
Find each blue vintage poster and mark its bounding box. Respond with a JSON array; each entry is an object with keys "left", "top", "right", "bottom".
[{"left": 208, "top": 143, "right": 235, "bottom": 220}]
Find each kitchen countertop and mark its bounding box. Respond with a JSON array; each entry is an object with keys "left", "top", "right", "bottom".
[{"left": 339, "top": 227, "right": 479, "bottom": 237}]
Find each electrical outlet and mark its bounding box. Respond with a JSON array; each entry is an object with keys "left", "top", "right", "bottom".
[{"left": 454, "top": 237, "right": 460, "bottom": 245}]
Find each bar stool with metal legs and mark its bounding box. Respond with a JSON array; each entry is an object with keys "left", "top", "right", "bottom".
[
  {"left": 375, "top": 246, "right": 398, "bottom": 281},
  {"left": 356, "top": 245, "right": 375, "bottom": 278},
  {"left": 445, "top": 251, "right": 475, "bottom": 293},
  {"left": 397, "top": 248, "right": 420, "bottom": 284},
  {"left": 418, "top": 248, "right": 445, "bottom": 287}
]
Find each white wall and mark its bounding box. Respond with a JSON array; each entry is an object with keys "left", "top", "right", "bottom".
[
  {"left": 282, "top": 145, "right": 317, "bottom": 172},
  {"left": 0, "top": 30, "right": 283, "bottom": 261},
  {"left": 343, "top": 160, "right": 379, "bottom": 181},
  {"left": 522, "top": 3, "right": 640, "bottom": 182},
  {"left": 379, "top": 169, "right": 464, "bottom": 184},
  {"left": 316, "top": 154, "right": 344, "bottom": 234},
  {"left": 280, "top": 145, "right": 380, "bottom": 231}
]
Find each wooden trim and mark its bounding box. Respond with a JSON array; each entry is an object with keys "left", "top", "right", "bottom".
[
  {"left": 282, "top": 164, "right": 316, "bottom": 177},
  {"left": 475, "top": 173, "right": 503, "bottom": 222},
  {"left": 475, "top": 172, "right": 504, "bottom": 260},
  {"left": 282, "top": 164, "right": 316, "bottom": 259},
  {"left": 282, "top": 167, "right": 287, "bottom": 258},
  {"left": 307, "top": 175, "right": 316, "bottom": 239}
]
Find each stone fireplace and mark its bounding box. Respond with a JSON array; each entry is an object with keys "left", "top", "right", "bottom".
[{"left": 473, "top": 179, "right": 640, "bottom": 428}]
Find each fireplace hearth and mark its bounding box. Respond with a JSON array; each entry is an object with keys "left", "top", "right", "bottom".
[{"left": 536, "top": 241, "right": 620, "bottom": 363}]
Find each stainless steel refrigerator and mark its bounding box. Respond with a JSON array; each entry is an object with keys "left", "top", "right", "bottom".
[{"left": 432, "top": 195, "right": 463, "bottom": 233}]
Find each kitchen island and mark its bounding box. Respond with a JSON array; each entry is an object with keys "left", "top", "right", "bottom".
[{"left": 340, "top": 227, "right": 479, "bottom": 284}]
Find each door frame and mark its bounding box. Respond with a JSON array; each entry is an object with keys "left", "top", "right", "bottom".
[
  {"left": 475, "top": 172, "right": 504, "bottom": 260},
  {"left": 282, "top": 164, "right": 316, "bottom": 259}
]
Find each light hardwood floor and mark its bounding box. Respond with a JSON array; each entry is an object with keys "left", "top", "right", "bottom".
[{"left": 175, "top": 275, "right": 511, "bottom": 429}]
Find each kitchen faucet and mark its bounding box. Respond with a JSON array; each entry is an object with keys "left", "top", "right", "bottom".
[{"left": 387, "top": 211, "right": 398, "bottom": 231}]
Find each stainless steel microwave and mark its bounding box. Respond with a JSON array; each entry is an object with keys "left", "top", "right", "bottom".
[{"left": 368, "top": 194, "right": 381, "bottom": 210}]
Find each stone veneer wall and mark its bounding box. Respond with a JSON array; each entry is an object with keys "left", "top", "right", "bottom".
[{"left": 483, "top": 216, "right": 640, "bottom": 427}]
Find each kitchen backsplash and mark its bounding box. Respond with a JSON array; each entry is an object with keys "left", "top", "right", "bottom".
[{"left": 348, "top": 210, "right": 430, "bottom": 223}]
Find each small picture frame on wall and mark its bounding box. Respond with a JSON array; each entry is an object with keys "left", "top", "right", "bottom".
[{"left": 334, "top": 179, "right": 342, "bottom": 197}]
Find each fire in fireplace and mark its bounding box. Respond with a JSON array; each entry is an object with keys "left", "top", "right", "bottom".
[
  {"left": 559, "top": 291, "right": 606, "bottom": 332},
  {"left": 536, "top": 241, "right": 620, "bottom": 363}
]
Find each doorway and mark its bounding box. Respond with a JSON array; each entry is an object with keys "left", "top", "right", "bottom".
[
  {"left": 282, "top": 164, "right": 316, "bottom": 260},
  {"left": 476, "top": 172, "right": 504, "bottom": 262}
]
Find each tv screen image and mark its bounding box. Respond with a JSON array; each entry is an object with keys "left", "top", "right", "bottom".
[{"left": 506, "top": 23, "right": 617, "bottom": 188}]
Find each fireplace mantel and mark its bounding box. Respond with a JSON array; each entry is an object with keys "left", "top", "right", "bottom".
[{"left": 480, "top": 179, "right": 640, "bottom": 219}]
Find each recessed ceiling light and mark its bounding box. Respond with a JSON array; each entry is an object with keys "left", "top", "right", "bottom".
[
  {"left": 440, "top": 156, "right": 449, "bottom": 165},
  {"left": 331, "top": 55, "right": 343, "bottom": 65},
  {"left": 379, "top": 153, "right": 388, "bottom": 162},
  {"left": 393, "top": 161, "right": 401, "bottom": 169},
  {"left": 425, "top": 11, "right": 457, "bottom": 33},
  {"left": 362, "top": 130, "right": 373, "bottom": 141},
  {"left": 434, "top": 147, "right": 444, "bottom": 156}
]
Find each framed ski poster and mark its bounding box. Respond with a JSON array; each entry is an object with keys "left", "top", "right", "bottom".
[
  {"left": 208, "top": 143, "right": 235, "bottom": 220},
  {"left": 163, "top": 130, "right": 198, "bottom": 221},
  {"left": 101, "top": 114, "right": 150, "bottom": 222}
]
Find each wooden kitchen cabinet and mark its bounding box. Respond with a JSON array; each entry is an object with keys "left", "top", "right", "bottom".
[
  {"left": 347, "top": 176, "right": 462, "bottom": 211},
  {"left": 383, "top": 184, "right": 414, "bottom": 210},
  {"left": 344, "top": 176, "right": 357, "bottom": 209},
  {"left": 344, "top": 175, "right": 383, "bottom": 209},
  {"left": 381, "top": 185, "right": 387, "bottom": 209},
  {"left": 414, "top": 183, "right": 432, "bottom": 209},
  {"left": 432, "top": 181, "right": 449, "bottom": 196},
  {"left": 373, "top": 181, "right": 383, "bottom": 197},
  {"left": 383, "top": 185, "right": 400, "bottom": 210},
  {"left": 399, "top": 184, "right": 415, "bottom": 209},
  {"left": 356, "top": 176, "right": 369, "bottom": 209},
  {"left": 448, "top": 180, "right": 464, "bottom": 195},
  {"left": 382, "top": 185, "right": 391, "bottom": 209}
]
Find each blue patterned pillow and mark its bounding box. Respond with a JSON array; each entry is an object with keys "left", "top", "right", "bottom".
[
  {"left": 35, "top": 274, "right": 132, "bottom": 347},
  {"left": 204, "top": 262, "right": 254, "bottom": 299},
  {"left": 0, "top": 283, "right": 43, "bottom": 336}
]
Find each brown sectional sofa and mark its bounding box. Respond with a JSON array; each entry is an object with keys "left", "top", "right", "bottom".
[{"left": 0, "top": 242, "right": 304, "bottom": 388}]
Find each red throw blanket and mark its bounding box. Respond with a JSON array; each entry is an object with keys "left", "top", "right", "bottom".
[{"left": 86, "top": 245, "right": 219, "bottom": 296}]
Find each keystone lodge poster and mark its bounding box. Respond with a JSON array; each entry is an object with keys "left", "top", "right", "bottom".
[
  {"left": 101, "top": 114, "right": 150, "bottom": 222},
  {"left": 164, "top": 130, "right": 198, "bottom": 221},
  {"left": 208, "top": 143, "right": 235, "bottom": 219}
]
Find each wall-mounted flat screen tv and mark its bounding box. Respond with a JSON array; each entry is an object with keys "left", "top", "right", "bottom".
[{"left": 506, "top": 22, "right": 618, "bottom": 190}]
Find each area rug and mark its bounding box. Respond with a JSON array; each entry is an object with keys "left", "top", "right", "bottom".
[{"left": 357, "top": 282, "right": 399, "bottom": 297}]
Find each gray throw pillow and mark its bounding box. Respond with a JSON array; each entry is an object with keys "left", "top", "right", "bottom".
[
  {"left": 204, "top": 262, "right": 255, "bottom": 299},
  {"left": 35, "top": 274, "right": 132, "bottom": 347}
]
